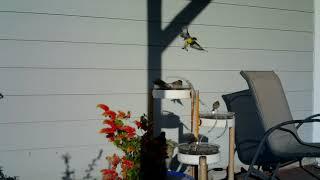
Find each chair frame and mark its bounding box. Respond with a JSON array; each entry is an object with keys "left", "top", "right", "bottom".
[
  {"left": 224, "top": 71, "right": 320, "bottom": 180},
  {"left": 244, "top": 114, "right": 320, "bottom": 180}
]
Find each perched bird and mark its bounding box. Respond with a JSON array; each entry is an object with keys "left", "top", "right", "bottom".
[
  {"left": 153, "top": 79, "right": 184, "bottom": 90},
  {"left": 170, "top": 80, "right": 183, "bottom": 89},
  {"left": 212, "top": 100, "right": 220, "bottom": 114},
  {"left": 154, "top": 79, "right": 185, "bottom": 105},
  {"left": 0, "top": 93, "right": 3, "bottom": 99},
  {"left": 180, "top": 26, "right": 207, "bottom": 52}
]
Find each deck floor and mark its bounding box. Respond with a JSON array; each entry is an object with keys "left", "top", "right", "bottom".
[{"left": 232, "top": 165, "right": 320, "bottom": 180}]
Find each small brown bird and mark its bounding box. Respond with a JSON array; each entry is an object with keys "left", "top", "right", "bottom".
[
  {"left": 153, "top": 79, "right": 184, "bottom": 90},
  {"left": 212, "top": 100, "right": 220, "bottom": 113},
  {"left": 169, "top": 80, "right": 183, "bottom": 89}
]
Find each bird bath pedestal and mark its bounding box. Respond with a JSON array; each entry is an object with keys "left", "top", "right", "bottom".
[
  {"left": 178, "top": 142, "right": 220, "bottom": 180},
  {"left": 177, "top": 142, "right": 220, "bottom": 165}
]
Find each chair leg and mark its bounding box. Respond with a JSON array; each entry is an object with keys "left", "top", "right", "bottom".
[
  {"left": 244, "top": 164, "right": 282, "bottom": 180},
  {"left": 244, "top": 165, "right": 254, "bottom": 180},
  {"left": 270, "top": 163, "right": 280, "bottom": 180},
  {"left": 299, "top": 160, "right": 320, "bottom": 180},
  {"left": 243, "top": 166, "right": 269, "bottom": 180}
]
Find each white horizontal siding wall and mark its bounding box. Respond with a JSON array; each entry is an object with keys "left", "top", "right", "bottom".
[{"left": 0, "top": 0, "right": 313, "bottom": 179}]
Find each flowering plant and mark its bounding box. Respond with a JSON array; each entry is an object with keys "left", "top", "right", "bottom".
[{"left": 97, "top": 104, "right": 149, "bottom": 180}]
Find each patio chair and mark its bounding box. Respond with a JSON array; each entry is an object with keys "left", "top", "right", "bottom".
[{"left": 222, "top": 71, "right": 320, "bottom": 180}]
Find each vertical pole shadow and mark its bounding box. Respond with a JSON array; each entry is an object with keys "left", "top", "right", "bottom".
[{"left": 147, "top": 0, "right": 210, "bottom": 136}]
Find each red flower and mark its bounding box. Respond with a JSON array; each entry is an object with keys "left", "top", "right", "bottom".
[
  {"left": 97, "top": 104, "right": 109, "bottom": 112},
  {"left": 101, "top": 169, "right": 118, "bottom": 180},
  {"left": 103, "top": 110, "right": 117, "bottom": 120},
  {"left": 104, "top": 119, "right": 121, "bottom": 131},
  {"left": 107, "top": 154, "right": 120, "bottom": 169},
  {"left": 100, "top": 126, "right": 116, "bottom": 134},
  {"left": 134, "top": 120, "right": 142, "bottom": 128},
  {"left": 121, "top": 157, "right": 134, "bottom": 170},
  {"left": 98, "top": 105, "right": 141, "bottom": 179},
  {"left": 120, "top": 126, "right": 136, "bottom": 138},
  {"left": 103, "top": 119, "right": 115, "bottom": 126}
]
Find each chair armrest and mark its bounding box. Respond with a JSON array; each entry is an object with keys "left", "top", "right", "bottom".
[
  {"left": 248, "top": 114, "right": 320, "bottom": 170},
  {"left": 296, "top": 114, "right": 320, "bottom": 129}
]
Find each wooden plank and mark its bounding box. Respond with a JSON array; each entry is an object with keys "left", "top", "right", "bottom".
[
  {"left": 162, "top": 48, "right": 313, "bottom": 71},
  {"left": 0, "top": 94, "right": 148, "bottom": 123},
  {"left": 0, "top": 0, "right": 313, "bottom": 31},
  {"left": 215, "top": 0, "right": 313, "bottom": 12},
  {"left": 162, "top": 71, "right": 313, "bottom": 92},
  {"left": 0, "top": 69, "right": 149, "bottom": 95},
  {"left": 0, "top": 41, "right": 313, "bottom": 71},
  {"left": 0, "top": 91, "right": 311, "bottom": 124},
  {"left": 0, "top": 13, "right": 313, "bottom": 51},
  {"left": 0, "top": 41, "right": 150, "bottom": 69},
  {"left": 0, "top": 69, "right": 312, "bottom": 94},
  {"left": 163, "top": 0, "right": 313, "bottom": 32},
  {"left": 0, "top": 0, "right": 313, "bottom": 14}
]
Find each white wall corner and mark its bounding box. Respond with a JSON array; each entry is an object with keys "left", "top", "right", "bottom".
[{"left": 314, "top": 0, "right": 320, "bottom": 165}]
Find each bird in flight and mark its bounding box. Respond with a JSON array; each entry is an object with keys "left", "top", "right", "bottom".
[{"left": 180, "top": 26, "right": 207, "bottom": 52}]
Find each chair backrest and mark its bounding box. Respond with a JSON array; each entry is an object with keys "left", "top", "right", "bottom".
[
  {"left": 222, "top": 90, "right": 279, "bottom": 165},
  {"left": 240, "top": 71, "right": 299, "bottom": 155}
]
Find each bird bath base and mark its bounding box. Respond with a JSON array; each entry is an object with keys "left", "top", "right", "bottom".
[{"left": 177, "top": 143, "right": 220, "bottom": 165}]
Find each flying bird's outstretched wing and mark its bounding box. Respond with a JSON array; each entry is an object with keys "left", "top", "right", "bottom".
[
  {"left": 190, "top": 41, "right": 207, "bottom": 52},
  {"left": 180, "top": 26, "right": 190, "bottom": 40}
]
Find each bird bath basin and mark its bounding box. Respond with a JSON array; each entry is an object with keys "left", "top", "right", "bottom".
[
  {"left": 200, "top": 112, "right": 235, "bottom": 127},
  {"left": 177, "top": 142, "right": 220, "bottom": 165}
]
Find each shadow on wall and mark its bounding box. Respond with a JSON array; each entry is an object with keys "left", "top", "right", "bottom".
[
  {"left": 147, "top": 0, "right": 210, "bottom": 136},
  {"left": 145, "top": 0, "right": 210, "bottom": 176}
]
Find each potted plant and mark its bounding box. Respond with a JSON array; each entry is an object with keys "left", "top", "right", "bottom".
[{"left": 97, "top": 104, "right": 147, "bottom": 180}]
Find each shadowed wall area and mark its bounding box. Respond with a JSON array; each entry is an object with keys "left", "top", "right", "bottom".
[{"left": 147, "top": 0, "right": 210, "bottom": 135}]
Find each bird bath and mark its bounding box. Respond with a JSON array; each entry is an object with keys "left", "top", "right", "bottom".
[
  {"left": 199, "top": 112, "right": 235, "bottom": 127},
  {"left": 177, "top": 142, "right": 220, "bottom": 165}
]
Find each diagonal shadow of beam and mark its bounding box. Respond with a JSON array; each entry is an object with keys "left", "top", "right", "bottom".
[
  {"left": 147, "top": 0, "right": 210, "bottom": 135},
  {"left": 161, "top": 0, "right": 211, "bottom": 51}
]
